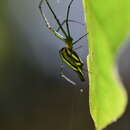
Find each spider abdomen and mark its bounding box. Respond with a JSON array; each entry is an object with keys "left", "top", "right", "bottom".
[{"left": 59, "top": 48, "right": 85, "bottom": 81}]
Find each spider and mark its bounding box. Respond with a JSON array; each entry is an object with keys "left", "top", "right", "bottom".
[{"left": 39, "top": 0, "right": 88, "bottom": 85}]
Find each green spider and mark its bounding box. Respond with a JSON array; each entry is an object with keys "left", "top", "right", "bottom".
[{"left": 39, "top": 0, "right": 88, "bottom": 84}]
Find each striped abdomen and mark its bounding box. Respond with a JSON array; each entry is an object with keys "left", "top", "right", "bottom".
[{"left": 59, "top": 47, "right": 85, "bottom": 81}]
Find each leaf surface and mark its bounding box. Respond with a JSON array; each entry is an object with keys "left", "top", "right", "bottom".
[{"left": 82, "top": 0, "right": 129, "bottom": 129}]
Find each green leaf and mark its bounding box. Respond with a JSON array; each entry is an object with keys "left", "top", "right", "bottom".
[{"left": 82, "top": 0, "right": 129, "bottom": 129}]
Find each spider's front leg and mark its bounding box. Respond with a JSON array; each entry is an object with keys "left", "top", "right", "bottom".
[{"left": 39, "top": 0, "right": 66, "bottom": 41}]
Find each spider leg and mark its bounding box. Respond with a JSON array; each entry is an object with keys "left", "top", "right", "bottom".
[
  {"left": 39, "top": 0, "right": 66, "bottom": 41},
  {"left": 60, "top": 64, "right": 76, "bottom": 85},
  {"left": 57, "top": 19, "right": 85, "bottom": 32},
  {"left": 73, "top": 33, "right": 88, "bottom": 45},
  {"left": 66, "top": 0, "right": 74, "bottom": 37},
  {"left": 74, "top": 45, "right": 83, "bottom": 50}
]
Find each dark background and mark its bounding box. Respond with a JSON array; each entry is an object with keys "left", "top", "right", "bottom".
[{"left": 0, "top": 0, "right": 130, "bottom": 129}]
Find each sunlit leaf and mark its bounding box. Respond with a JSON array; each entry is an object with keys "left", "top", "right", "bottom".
[{"left": 82, "top": 0, "right": 129, "bottom": 129}]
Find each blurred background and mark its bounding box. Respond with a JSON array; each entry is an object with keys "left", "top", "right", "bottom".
[{"left": 0, "top": 0, "right": 130, "bottom": 129}]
